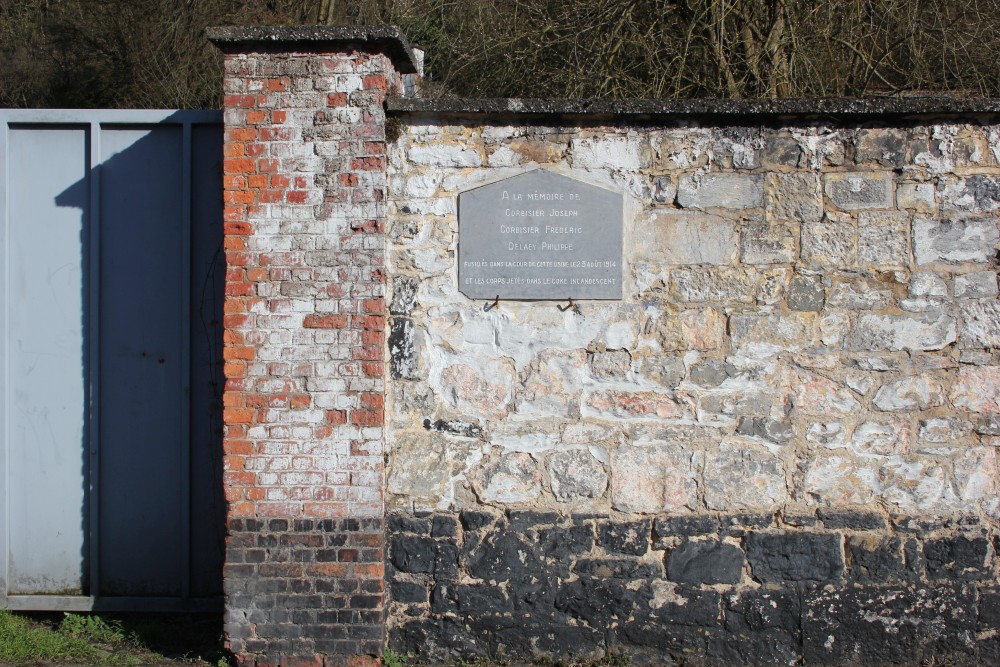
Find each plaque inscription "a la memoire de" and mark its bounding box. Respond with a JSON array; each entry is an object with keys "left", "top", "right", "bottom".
[{"left": 458, "top": 170, "right": 623, "bottom": 300}]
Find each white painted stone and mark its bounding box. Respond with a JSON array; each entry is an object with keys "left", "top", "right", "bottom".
[
  {"left": 610, "top": 445, "right": 702, "bottom": 513},
  {"left": 913, "top": 216, "right": 1000, "bottom": 264},
  {"left": 954, "top": 271, "right": 998, "bottom": 299},
  {"left": 640, "top": 211, "right": 739, "bottom": 265},
  {"left": 469, "top": 451, "right": 542, "bottom": 504},
  {"left": 676, "top": 173, "right": 764, "bottom": 210},
  {"left": 409, "top": 143, "right": 482, "bottom": 167},
  {"left": 851, "top": 420, "right": 910, "bottom": 457},
  {"left": 802, "top": 456, "right": 880, "bottom": 506},
  {"left": 896, "top": 182, "right": 937, "bottom": 212},
  {"left": 703, "top": 442, "right": 787, "bottom": 510},
  {"left": 960, "top": 301, "right": 1000, "bottom": 348},
  {"left": 548, "top": 449, "right": 608, "bottom": 502},
  {"left": 571, "top": 135, "right": 645, "bottom": 170},
  {"left": 872, "top": 376, "right": 945, "bottom": 411}
]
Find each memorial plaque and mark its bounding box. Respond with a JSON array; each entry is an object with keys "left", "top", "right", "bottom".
[{"left": 458, "top": 170, "right": 623, "bottom": 300}]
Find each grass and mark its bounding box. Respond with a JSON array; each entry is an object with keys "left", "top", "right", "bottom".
[{"left": 0, "top": 610, "right": 229, "bottom": 666}]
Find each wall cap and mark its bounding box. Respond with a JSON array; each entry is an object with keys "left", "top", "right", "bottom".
[
  {"left": 387, "top": 96, "right": 1000, "bottom": 119},
  {"left": 206, "top": 25, "right": 419, "bottom": 74}
]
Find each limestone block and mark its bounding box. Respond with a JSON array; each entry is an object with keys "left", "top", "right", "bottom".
[
  {"left": 610, "top": 445, "right": 702, "bottom": 513},
  {"left": 801, "top": 222, "right": 856, "bottom": 267},
  {"left": 845, "top": 312, "right": 957, "bottom": 351},
  {"left": 872, "top": 376, "right": 945, "bottom": 411},
  {"left": 439, "top": 360, "right": 515, "bottom": 419},
  {"left": 857, "top": 211, "right": 910, "bottom": 269},
  {"left": 787, "top": 275, "right": 825, "bottom": 311},
  {"left": 879, "top": 457, "right": 950, "bottom": 513},
  {"left": 571, "top": 135, "right": 646, "bottom": 170},
  {"left": 704, "top": 443, "right": 787, "bottom": 510},
  {"left": 730, "top": 313, "right": 817, "bottom": 358},
  {"left": 896, "top": 182, "right": 937, "bottom": 213},
  {"left": 470, "top": 451, "right": 542, "bottom": 504},
  {"left": 589, "top": 349, "right": 632, "bottom": 380},
  {"left": 953, "top": 447, "right": 999, "bottom": 512},
  {"left": 824, "top": 172, "right": 893, "bottom": 210},
  {"left": 913, "top": 216, "right": 1000, "bottom": 264},
  {"left": 909, "top": 270, "right": 949, "bottom": 298},
  {"left": 854, "top": 128, "right": 907, "bottom": 167},
  {"left": 788, "top": 368, "right": 861, "bottom": 415},
  {"left": 670, "top": 267, "right": 758, "bottom": 303},
  {"left": 942, "top": 175, "right": 1000, "bottom": 213},
  {"left": 954, "top": 271, "right": 998, "bottom": 299},
  {"left": 951, "top": 366, "right": 1000, "bottom": 413},
  {"left": 639, "top": 210, "right": 738, "bottom": 265},
  {"left": 584, "top": 390, "right": 693, "bottom": 420},
  {"left": 740, "top": 222, "right": 797, "bottom": 265},
  {"left": 677, "top": 173, "right": 764, "bottom": 210},
  {"left": 960, "top": 301, "right": 1000, "bottom": 348},
  {"left": 654, "top": 307, "right": 726, "bottom": 351},
  {"left": 851, "top": 420, "right": 911, "bottom": 456},
  {"left": 802, "top": 456, "right": 880, "bottom": 506},
  {"left": 918, "top": 417, "right": 972, "bottom": 445},
  {"left": 409, "top": 143, "right": 482, "bottom": 167},
  {"left": 827, "top": 279, "right": 892, "bottom": 310},
  {"left": 548, "top": 449, "right": 608, "bottom": 502},
  {"left": 387, "top": 431, "right": 451, "bottom": 501},
  {"left": 765, "top": 172, "right": 822, "bottom": 222},
  {"left": 517, "top": 349, "right": 587, "bottom": 418}
]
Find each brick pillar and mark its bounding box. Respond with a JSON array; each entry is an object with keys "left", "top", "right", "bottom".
[{"left": 208, "top": 26, "right": 418, "bottom": 667}]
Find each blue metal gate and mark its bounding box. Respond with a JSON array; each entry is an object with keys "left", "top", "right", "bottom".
[{"left": 0, "top": 110, "right": 225, "bottom": 611}]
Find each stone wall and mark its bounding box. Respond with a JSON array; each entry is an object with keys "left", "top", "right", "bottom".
[
  {"left": 384, "top": 117, "right": 1000, "bottom": 664},
  {"left": 210, "top": 25, "right": 1000, "bottom": 667}
]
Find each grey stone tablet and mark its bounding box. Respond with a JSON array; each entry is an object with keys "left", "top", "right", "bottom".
[{"left": 458, "top": 170, "right": 623, "bottom": 300}]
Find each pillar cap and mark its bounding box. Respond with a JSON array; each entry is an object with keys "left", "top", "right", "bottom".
[{"left": 207, "top": 25, "right": 419, "bottom": 74}]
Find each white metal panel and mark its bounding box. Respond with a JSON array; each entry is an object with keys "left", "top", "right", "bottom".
[{"left": 6, "top": 126, "right": 89, "bottom": 595}]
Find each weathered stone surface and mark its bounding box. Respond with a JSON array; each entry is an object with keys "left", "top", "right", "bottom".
[
  {"left": 704, "top": 444, "right": 787, "bottom": 511},
  {"left": 913, "top": 216, "right": 1000, "bottom": 264},
  {"left": 858, "top": 210, "right": 911, "bottom": 268},
  {"left": 652, "top": 175, "right": 676, "bottom": 203},
  {"left": 390, "top": 277, "right": 419, "bottom": 315},
  {"left": 610, "top": 445, "right": 701, "bottom": 513},
  {"left": 548, "top": 449, "right": 608, "bottom": 502},
  {"left": 585, "top": 389, "right": 692, "bottom": 420},
  {"left": 439, "top": 360, "right": 515, "bottom": 419},
  {"left": 845, "top": 535, "right": 903, "bottom": 583},
  {"left": 409, "top": 143, "right": 482, "bottom": 167},
  {"left": 670, "top": 267, "right": 758, "bottom": 303},
  {"left": 942, "top": 175, "right": 1000, "bottom": 212},
  {"left": 736, "top": 417, "right": 794, "bottom": 444},
  {"left": 846, "top": 312, "right": 957, "bottom": 351},
  {"left": 819, "top": 509, "right": 888, "bottom": 531},
  {"left": 469, "top": 452, "right": 542, "bottom": 504},
  {"left": 918, "top": 417, "right": 971, "bottom": 444},
  {"left": 667, "top": 540, "right": 745, "bottom": 585},
  {"left": 828, "top": 279, "right": 892, "bottom": 310},
  {"left": 961, "top": 300, "right": 1000, "bottom": 348},
  {"left": 824, "top": 172, "right": 893, "bottom": 210},
  {"left": 896, "top": 181, "right": 937, "bottom": 212},
  {"left": 746, "top": 532, "right": 844, "bottom": 582},
  {"left": 954, "top": 271, "right": 998, "bottom": 299},
  {"left": 689, "top": 359, "right": 730, "bottom": 387},
  {"left": 589, "top": 349, "right": 632, "bottom": 380},
  {"left": 641, "top": 211, "right": 738, "bottom": 265},
  {"left": 873, "top": 376, "right": 945, "bottom": 411},
  {"left": 388, "top": 432, "right": 450, "bottom": 502},
  {"left": 390, "top": 317, "right": 421, "bottom": 379},
  {"left": 571, "top": 135, "right": 646, "bottom": 170},
  {"left": 855, "top": 128, "right": 907, "bottom": 167},
  {"left": 801, "top": 222, "right": 856, "bottom": 267},
  {"left": 655, "top": 307, "right": 725, "bottom": 351},
  {"left": 740, "top": 222, "right": 797, "bottom": 264},
  {"left": 677, "top": 173, "right": 763, "bottom": 209},
  {"left": 765, "top": 172, "right": 822, "bottom": 222},
  {"left": 518, "top": 349, "right": 586, "bottom": 418},
  {"left": 787, "top": 275, "right": 825, "bottom": 311},
  {"left": 802, "top": 585, "right": 977, "bottom": 666},
  {"left": 655, "top": 515, "right": 719, "bottom": 538},
  {"left": 802, "top": 456, "right": 880, "bottom": 506},
  {"left": 789, "top": 368, "right": 860, "bottom": 415},
  {"left": 850, "top": 420, "right": 910, "bottom": 456},
  {"left": 951, "top": 366, "right": 1000, "bottom": 413},
  {"left": 730, "top": 313, "right": 816, "bottom": 357},
  {"left": 924, "top": 536, "right": 994, "bottom": 580},
  {"left": 636, "top": 354, "right": 686, "bottom": 389},
  {"left": 597, "top": 520, "right": 650, "bottom": 556}
]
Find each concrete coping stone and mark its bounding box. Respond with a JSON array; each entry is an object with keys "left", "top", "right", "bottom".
[
  {"left": 206, "top": 25, "right": 419, "bottom": 74},
  {"left": 387, "top": 96, "right": 1000, "bottom": 120}
]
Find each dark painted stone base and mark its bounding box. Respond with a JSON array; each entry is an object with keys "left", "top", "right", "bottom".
[
  {"left": 387, "top": 510, "right": 999, "bottom": 666},
  {"left": 225, "top": 517, "right": 384, "bottom": 667}
]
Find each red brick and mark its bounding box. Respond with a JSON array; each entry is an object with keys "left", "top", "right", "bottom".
[{"left": 303, "top": 314, "right": 348, "bottom": 329}]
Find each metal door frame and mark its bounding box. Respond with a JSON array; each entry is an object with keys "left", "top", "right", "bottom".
[{"left": 0, "top": 109, "right": 223, "bottom": 612}]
